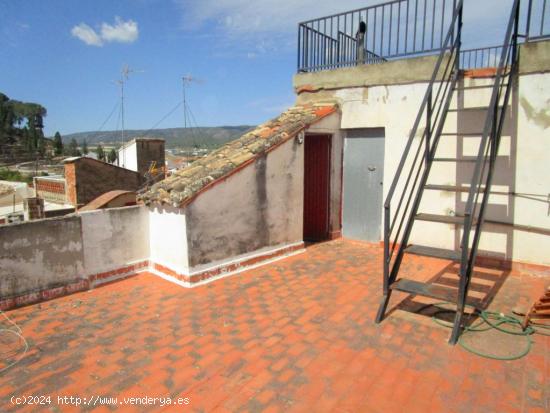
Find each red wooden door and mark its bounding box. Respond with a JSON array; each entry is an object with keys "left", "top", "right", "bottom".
[{"left": 303, "top": 134, "right": 331, "bottom": 241}]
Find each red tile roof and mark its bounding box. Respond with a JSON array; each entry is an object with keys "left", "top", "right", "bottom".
[
  {"left": 78, "top": 190, "right": 135, "bottom": 211},
  {"left": 139, "top": 103, "right": 338, "bottom": 207}
]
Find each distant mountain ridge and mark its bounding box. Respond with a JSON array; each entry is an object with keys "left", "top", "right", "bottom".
[{"left": 57, "top": 126, "right": 254, "bottom": 148}]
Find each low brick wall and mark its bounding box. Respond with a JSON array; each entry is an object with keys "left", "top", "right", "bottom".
[{"left": 65, "top": 157, "right": 142, "bottom": 207}]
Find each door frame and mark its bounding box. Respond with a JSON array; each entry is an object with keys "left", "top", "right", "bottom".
[{"left": 303, "top": 133, "right": 332, "bottom": 242}]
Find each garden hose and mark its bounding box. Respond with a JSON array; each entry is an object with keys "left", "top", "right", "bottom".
[{"left": 428, "top": 302, "right": 544, "bottom": 360}]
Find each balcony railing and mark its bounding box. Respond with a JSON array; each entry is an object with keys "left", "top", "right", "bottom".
[
  {"left": 297, "top": 0, "right": 550, "bottom": 73},
  {"left": 460, "top": 46, "right": 504, "bottom": 70},
  {"left": 526, "top": 0, "right": 550, "bottom": 40},
  {"left": 298, "top": 0, "right": 458, "bottom": 72}
]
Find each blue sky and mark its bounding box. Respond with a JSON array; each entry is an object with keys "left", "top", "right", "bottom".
[{"left": 0, "top": 0, "right": 518, "bottom": 136}]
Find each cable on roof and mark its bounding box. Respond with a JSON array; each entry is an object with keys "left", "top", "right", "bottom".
[{"left": 0, "top": 309, "right": 29, "bottom": 373}]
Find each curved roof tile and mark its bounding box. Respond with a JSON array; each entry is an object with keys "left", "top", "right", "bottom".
[{"left": 139, "top": 103, "right": 338, "bottom": 208}]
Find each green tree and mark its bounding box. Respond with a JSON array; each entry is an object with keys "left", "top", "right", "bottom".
[
  {"left": 0, "top": 93, "right": 12, "bottom": 145},
  {"left": 81, "top": 139, "right": 89, "bottom": 155},
  {"left": 95, "top": 144, "right": 105, "bottom": 161},
  {"left": 0, "top": 93, "right": 47, "bottom": 156},
  {"left": 53, "top": 132, "right": 63, "bottom": 155},
  {"left": 107, "top": 148, "right": 118, "bottom": 164}
]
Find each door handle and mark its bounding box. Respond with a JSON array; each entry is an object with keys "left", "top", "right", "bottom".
[{"left": 368, "top": 166, "right": 376, "bottom": 172}]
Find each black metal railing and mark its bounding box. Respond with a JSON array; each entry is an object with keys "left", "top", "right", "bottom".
[
  {"left": 298, "top": 0, "right": 457, "bottom": 72},
  {"left": 460, "top": 45, "right": 503, "bottom": 69},
  {"left": 526, "top": 0, "right": 550, "bottom": 40},
  {"left": 378, "top": 0, "right": 463, "bottom": 317},
  {"left": 451, "top": 0, "right": 522, "bottom": 342}
]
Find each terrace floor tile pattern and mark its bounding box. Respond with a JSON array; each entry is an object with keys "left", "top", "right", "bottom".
[{"left": 0, "top": 240, "right": 548, "bottom": 412}]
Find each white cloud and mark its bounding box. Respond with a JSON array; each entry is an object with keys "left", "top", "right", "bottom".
[
  {"left": 71, "top": 17, "right": 139, "bottom": 47},
  {"left": 71, "top": 23, "right": 103, "bottom": 46},
  {"left": 101, "top": 17, "right": 139, "bottom": 43},
  {"left": 174, "top": 0, "right": 521, "bottom": 54},
  {"left": 176, "top": 0, "right": 370, "bottom": 35}
]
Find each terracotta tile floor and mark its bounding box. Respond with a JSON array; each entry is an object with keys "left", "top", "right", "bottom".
[{"left": 1, "top": 240, "right": 548, "bottom": 412}]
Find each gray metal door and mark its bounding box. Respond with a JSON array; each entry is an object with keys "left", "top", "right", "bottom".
[{"left": 343, "top": 128, "right": 385, "bottom": 241}]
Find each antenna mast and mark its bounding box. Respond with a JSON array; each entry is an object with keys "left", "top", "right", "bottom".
[
  {"left": 115, "top": 64, "right": 142, "bottom": 168},
  {"left": 182, "top": 75, "right": 202, "bottom": 130}
]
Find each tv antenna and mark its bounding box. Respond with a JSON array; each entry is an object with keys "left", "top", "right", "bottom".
[
  {"left": 113, "top": 64, "right": 143, "bottom": 167},
  {"left": 182, "top": 75, "right": 203, "bottom": 129}
]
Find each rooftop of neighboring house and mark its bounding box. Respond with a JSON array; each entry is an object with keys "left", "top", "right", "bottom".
[
  {"left": 0, "top": 240, "right": 547, "bottom": 411},
  {"left": 78, "top": 190, "right": 136, "bottom": 212},
  {"left": 118, "top": 137, "right": 165, "bottom": 151},
  {"left": 0, "top": 183, "right": 14, "bottom": 197},
  {"left": 139, "top": 103, "right": 338, "bottom": 207},
  {"left": 62, "top": 155, "right": 142, "bottom": 174}
]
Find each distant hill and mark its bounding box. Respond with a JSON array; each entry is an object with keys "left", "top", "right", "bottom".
[{"left": 58, "top": 126, "right": 254, "bottom": 149}]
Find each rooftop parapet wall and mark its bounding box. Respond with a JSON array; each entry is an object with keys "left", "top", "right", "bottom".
[
  {"left": 519, "top": 39, "right": 550, "bottom": 74},
  {"left": 0, "top": 216, "right": 85, "bottom": 302},
  {"left": 0, "top": 205, "right": 150, "bottom": 310},
  {"left": 293, "top": 53, "right": 450, "bottom": 94},
  {"left": 293, "top": 40, "right": 550, "bottom": 102}
]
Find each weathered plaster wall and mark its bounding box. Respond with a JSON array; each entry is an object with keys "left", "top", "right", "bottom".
[
  {"left": 81, "top": 206, "right": 150, "bottom": 276},
  {"left": 185, "top": 136, "right": 304, "bottom": 269},
  {"left": 0, "top": 216, "right": 85, "bottom": 299},
  {"left": 294, "top": 53, "right": 448, "bottom": 92},
  {"left": 148, "top": 205, "right": 189, "bottom": 274},
  {"left": 0, "top": 206, "right": 150, "bottom": 301},
  {"left": 292, "top": 40, "right": 550, "bottom": 265}
]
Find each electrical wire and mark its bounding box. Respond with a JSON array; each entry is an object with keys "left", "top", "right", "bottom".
[
  {"left": 96, "top": 101, "right": 120, "bottom": 133},
  {"left": 142, "top": 100, "right": 184, "bottom": 136},
  {"left": 0, "top": 309, "right": 29, "bottom": 373}
]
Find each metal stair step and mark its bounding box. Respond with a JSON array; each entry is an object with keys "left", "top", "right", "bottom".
[
  {"left": 391, "top": 278, "right": 459, "bottom": 302},
  {"left": 424, "top": 184, "right": 481, "bottom": 192},
  {"left": 415, "top": 213, "right": 469, "bottom": 225},
  {"left": 405, "top": 245, "right": 461, "bottom": 260},
  {"left": 391, "top": 278, "right": 480, "bottom": 307},
  {"left": 440, "top": 132, "right": 484, "bottom": 136},
  {"left": 432, "top": 157, "right": 477, "bottom": 162},
  {"left": 448, "top": 106, "right": 502, "bottom": 112}
]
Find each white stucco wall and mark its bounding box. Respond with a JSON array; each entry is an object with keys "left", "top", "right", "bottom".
[
  {"left": 511, "top": 72, "right": 550, "bottom": 264},
  {"left": 81, "top": 205, "right": 150, "bottom": 275},
  {"left": 118, "top": 141, "right": 138, "bottom": 171},
  {"left": 326, "top": 72, "right": 549, "bottom": 265},
  {"left": 148, "top": 205, "right": 189, "bottom": 273}
]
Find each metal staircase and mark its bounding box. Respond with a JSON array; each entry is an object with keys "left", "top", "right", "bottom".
[{"left": 375, "top": 0, "right": 522, "bottom": 344}]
